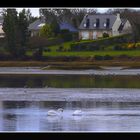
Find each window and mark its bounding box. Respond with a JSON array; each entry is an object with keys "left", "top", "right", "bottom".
[
  {"left": 106, "top": 18, "right": 110, "bottom": 28},
  {"left": 96, "top": 18, "right": 100, "bottom": 28},
  {"left": 86, "top": 19, "right": 90, "bottom": 28},
  {"left": 81, "top": 31, "right": 89, "bottom": 40}
]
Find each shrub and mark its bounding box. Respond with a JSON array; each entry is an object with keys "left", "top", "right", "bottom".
[
  {"left": 118, "top": 54, "right": 131, "bottom": 59},
  {"left": 44, "top": 48, "right": 51, "bottom": 52},
  {"left": 102, "top": 32, "right": 109, "bottom": 38},
  {"left": 56, "top": 45, "right": 64, "bottom": 52},
  {"left": 94, "top": 55, "right": 104, "bottom": 60},
  {"left": 103, "top": 55, "right": 113, "bottom": 60},
  {"left": 32, "top": 48, "right": 43, "bottom": 60},
  {"left": 113, "top": 45, "right": 123, "bottom": 50}
]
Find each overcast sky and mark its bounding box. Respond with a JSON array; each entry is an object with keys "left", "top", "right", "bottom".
[{"left": 16, "top": 8, "right": 140, "bottom": 17}]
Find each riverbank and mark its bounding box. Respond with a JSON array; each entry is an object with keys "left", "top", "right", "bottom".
[{"left": 0, "top": 60, "right": 140, "bottom": 69}]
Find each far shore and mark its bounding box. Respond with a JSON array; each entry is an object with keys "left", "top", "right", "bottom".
[{"left": 0, "top": 60, "right": 139, "bottom": 70}]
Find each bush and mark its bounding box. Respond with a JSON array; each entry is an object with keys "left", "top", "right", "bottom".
[
  {"left": 118, "top": 54, "right": 131, "bottom": 59},
  {"left": 103, "top": 55, "right": 113, "bottom": 60},
  {"left": 94, "top": 55, "right": 104, "bottom": 60},
  {"left": 103, "top": 32, "right": 109, "bottom": 38},
  {"left": 44, "top": 48, "right": 51, "bottom": 52},
  {"left": 56, "top": 45, "right": 64, "bottom": 52},
  {"left": 113, "top": 45, "right": 123, "bottom": 50},
  {"left": 32, "top": 48, "right": 43, "bottom": 60},
  {"left": 71, "top": 34, "right": 132, "bottom": 51}
]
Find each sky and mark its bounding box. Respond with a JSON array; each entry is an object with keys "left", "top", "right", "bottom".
[{"left": 15, "top": 8, "right": 140, "bottom": 17}]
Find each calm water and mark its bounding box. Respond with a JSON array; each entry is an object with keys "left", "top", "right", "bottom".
[
  {"left": 0, "top": 71, "right": 140, "bottom": 131},
  {"left": 0, "top": 74, "right": 140, "bottom": 88},
  {"left": 1, "top": 101, "right": 140, "bottom": 131}
]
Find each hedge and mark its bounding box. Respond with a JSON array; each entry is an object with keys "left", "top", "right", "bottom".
[{"left": 70, "top": 34, "right": 133, "bottom": 51}]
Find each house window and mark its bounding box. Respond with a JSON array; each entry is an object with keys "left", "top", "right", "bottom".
[
  {"left": 81, "top": 31, "right": 89, "bottom": 40},
  {"left": 86, "top": 19, "right": 90, "bottom": 28},
  {"left": 96, "top": 18, "right": 100, "bottom": 28},
  {"left": 93, "top": 23, "right": 96, "bottom": 27},
  {"left": 106, "top": 18, "right": 110, "bottom": 28}
]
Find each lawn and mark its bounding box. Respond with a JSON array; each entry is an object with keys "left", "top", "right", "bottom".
[{"left": 42, "top": 50, "right": 140, "bottom": 57}]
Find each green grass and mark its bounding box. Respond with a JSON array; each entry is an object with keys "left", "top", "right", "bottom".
[
  {"left": 47, "top": 41, "right": 73, "bottom": 51},
  {"left": 42, "top": 50, "right": 140, "bottom": 57}
]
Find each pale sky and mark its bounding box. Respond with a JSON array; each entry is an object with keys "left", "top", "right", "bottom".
[{"left": 9, "top": 8, "right": 140, "bottom": 17}]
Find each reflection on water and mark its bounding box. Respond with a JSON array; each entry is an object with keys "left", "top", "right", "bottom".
[
  {"left": 0, "top": 74, "right": 140, "bottom": 88},
  {"left": 1, "top": 101, "right": 140, "bottom": 131}
]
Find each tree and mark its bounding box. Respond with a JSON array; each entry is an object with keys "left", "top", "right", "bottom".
[
  {"left": 39, "top": 8, "right": 97, "bottom": 28},
  {"left": 17, "top": 9, "right": 29, "bottom": 56},
  {"left": 50, "top": 19, "right": 60, "bottom": 36},
  {"left": 2, "top": 9, "right": 19, "bottom": 57},
  {"left": 39, "top": 23, "right": 53, "bottom": 38},
  {"left": 2, "top": 8, "right": 30, "bottom": 58}
]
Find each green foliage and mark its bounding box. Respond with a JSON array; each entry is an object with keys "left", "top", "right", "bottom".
[
  {"left": 39, "top": 24, "right": 53, "bottom": 38},
  {"left": 50, "top": 19, "right": 60, "bottom": 36},
  {"left": 2, "top": 9, "right": 29, "bottom": 58},
  {"left": 60, "top": 29, "right": 73, "bottom": 42},
  {"left": 102, "top": 32, "right": 109, "bottom": 38}
]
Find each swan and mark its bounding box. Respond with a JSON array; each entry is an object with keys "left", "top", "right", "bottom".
[
  {"left": 47, "top": 108, "right": 63, "bottom": 116},
  {"left": 72, "top": 110, "right": 83, "bottom": 116}
]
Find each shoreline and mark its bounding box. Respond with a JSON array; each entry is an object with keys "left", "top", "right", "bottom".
[{"left": 0, "top": 60, "right": 139, "bottom": 69}]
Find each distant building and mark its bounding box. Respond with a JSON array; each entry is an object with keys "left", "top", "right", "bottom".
[
  {"left": 0, "top": 17, "right": 5, "bottom": 38},
  {"left": 79, "top": 13, "right": 132, "bottom": 40},
  {"left": 28, "top": 17, "right": 78, "bottom": 37}
]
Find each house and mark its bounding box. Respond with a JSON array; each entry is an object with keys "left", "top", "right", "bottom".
[
  {"left": 0, "top": 17, "right": 5, "bottom": 38},
  {"left": 28, "top": 17, "right": 78, "bottom": 37},
  {"left": 79, "top": 13, "right": 132, "bottom": 40}
]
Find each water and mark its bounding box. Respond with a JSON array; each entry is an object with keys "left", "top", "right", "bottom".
[
  {"left": 1, "top": 101, "right": 140, "bottom": 131},
  {"left": 0, "top": 74, "right": 140, "bottom": 88},
  {"left": 0, "top": 67, "right": 140, "bottom": 131}
]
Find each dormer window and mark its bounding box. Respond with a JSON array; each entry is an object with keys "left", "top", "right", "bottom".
[
  {"left": 86, "top": 19, "right": 90, "bottom": 28},
  {"left": 104, "top": 23, "right": 106, "bottom": 27},
  {"left": 96, "top": 18, "right": 100, "bottom": 28}
]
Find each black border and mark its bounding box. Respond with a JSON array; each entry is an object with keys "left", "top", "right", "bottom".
[
  {"left": 1, "top": 0, "right": 140, "bottom": 139},
  {"left": 0, "top": 0, "right": 139, "bottom": 7}
]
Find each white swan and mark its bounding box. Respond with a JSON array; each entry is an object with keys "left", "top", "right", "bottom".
[
  {"left": 72, "top": 110, "right": 83, "bottom": 116},
  {"left": 47, "top": 108, "right": 63, "bottom": 116}
]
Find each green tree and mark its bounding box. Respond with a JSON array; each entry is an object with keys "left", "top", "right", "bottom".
[
  {"left": 2, "top": 8, "right": 30, "bottom": 58},
  {"left": 17, "top": 9, "right": 29, "bottom": 56},
  {"left": 39, "top": 23, "right": 53, "bottom": 38},
  {"left": 2, "top": 9, "right": 19, "bottom": 57},
  {"left": 50, "top": 19, "right": 60, "bottom": 36}
]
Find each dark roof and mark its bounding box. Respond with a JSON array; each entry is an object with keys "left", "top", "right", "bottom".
[
  {"left": 28, "top": 18, "right": 45, "bottom": 30},
  {"left": 59, "top": 22, "right": 78, "bottom": 32},
  {"left": 28, "top": 18, "right": 78, "bottom": 32},
  {"left": 79, "top": 14, "right": 117, "bottom": 30}
]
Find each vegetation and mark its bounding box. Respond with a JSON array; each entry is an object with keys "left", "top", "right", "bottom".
[{"left": 2, "top": 9, "right": 29, "bottom": 58}]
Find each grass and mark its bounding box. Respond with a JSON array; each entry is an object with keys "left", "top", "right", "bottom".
[
  {"left": 42, "top": 50, "right": 140, "bottom": 57},
  {"left": 47, "top": 41, "right": 73, "bottom": 51}
]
